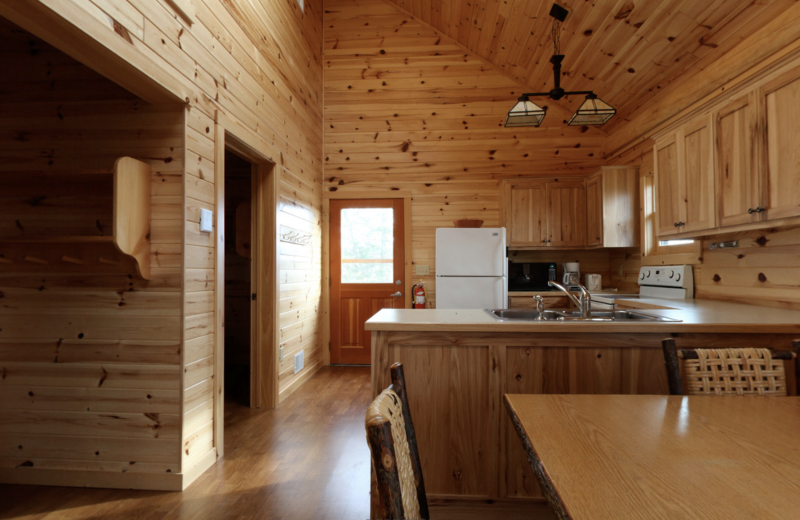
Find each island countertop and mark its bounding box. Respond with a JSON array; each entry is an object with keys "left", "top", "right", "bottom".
[{"left": 365, "top": 297, "right": 800, "bottom": 333}]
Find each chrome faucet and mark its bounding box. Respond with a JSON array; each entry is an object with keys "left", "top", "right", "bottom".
[
  {"left": 533, "top": 294, "right": 545, "bottom": 320},
  {"left": 548, "top": 275, "right": 592, "bottom": 318}
]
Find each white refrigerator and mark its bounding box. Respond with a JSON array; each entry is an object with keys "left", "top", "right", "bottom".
[{"left": 435, "top": 228, "right": 508, "bottom": 309}]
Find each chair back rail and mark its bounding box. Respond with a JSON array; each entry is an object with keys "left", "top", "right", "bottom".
[
  {"left": 662, "top": 338, "right": 800, "bottom": 396},
  {"left": 366, "top": 362, "right": 429, "bottom": 520}
]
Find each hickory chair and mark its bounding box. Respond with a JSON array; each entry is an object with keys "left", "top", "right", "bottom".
[
  {"left": 661, "top": 338, "right": 800, "bottom": 396},
  {"left": 365, "top": 363, "right": 429, "bottom": 520}
]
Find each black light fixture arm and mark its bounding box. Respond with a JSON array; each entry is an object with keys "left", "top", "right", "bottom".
[{"left": 521, "top": 54, "right": 595, "bottom": 101}]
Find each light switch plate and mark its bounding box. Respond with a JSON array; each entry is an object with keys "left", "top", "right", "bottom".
[
  {"left": 199, "top": 208, "right": 213, "bottom": 233},
  {"left": 415, "top": 265, "right": 430, "bottom": 276}
]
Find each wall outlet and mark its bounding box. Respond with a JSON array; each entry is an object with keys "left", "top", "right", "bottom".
[
  {"left": 199, "top": 208, "right": 213, "bottom": 233},
  {"left": 415, "top": 264, "right": 430, "bottom": 276},
  {"left": 280, "top": 346, "right": 284, "bottom": 362},
  {"left": 294, "top": 351, "right": 304, "bottom": 374}
]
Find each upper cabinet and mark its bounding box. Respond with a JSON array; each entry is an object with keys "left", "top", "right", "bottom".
[
  {"left": 504, "top": 179, "right": 547, "bottom": 248},
  {"left": 501, "top": 168, "right": 638, "bottom": 250},
  {"left": 586, "top": 174, "right": 603, "bottom": 247},
  {"left": 654, "top": 115, "right": 716, "bottom": 236},
  {"left": 586, "top": 167, "right": 640, "bottom": 248},
  {"left": 715, "top": 92, "right": 759, "bottom": 227},
  {"left": 546, "top": 181, "right": 586, "bottom": 248},
  {"left": 761, "top": 67, "right": 800, "bottom": 221},
  {"left": 653, "top": 60, "right": 800, "bottom": 239},
  {"left": 502, "top": 178, "right": 585, "bottom": 248}
]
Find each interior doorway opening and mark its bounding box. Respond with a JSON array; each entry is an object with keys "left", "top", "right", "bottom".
[{"left": 223, "top": 150, "right": 253, "bottom": 407}]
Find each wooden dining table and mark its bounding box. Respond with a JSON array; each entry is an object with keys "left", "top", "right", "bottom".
[{"left": 504, "top": 394, "right": 800, "bottom": 520}]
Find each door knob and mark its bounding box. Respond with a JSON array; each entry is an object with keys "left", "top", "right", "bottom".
[{"left": 390, "top": 291, "right": 402, "bottom": 297}]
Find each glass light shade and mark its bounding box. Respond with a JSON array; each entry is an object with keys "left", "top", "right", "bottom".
[
  {"left": 568, "top": 95, "right": 616, "bottom": 125},
  {"left": 505, "top": 97, "right": 546, "bottom": 127}
]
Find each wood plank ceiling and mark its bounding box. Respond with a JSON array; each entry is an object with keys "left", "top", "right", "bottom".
[{"left": 385, "top": 0, "right": 800, "bottom": 131}]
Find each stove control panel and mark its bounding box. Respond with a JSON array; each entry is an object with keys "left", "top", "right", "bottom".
[{"left": 638, "top": 265, "right": 693, "bottom": 290}]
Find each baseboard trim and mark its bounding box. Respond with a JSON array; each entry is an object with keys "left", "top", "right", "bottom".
[
  {"left": 181, "top": 448, "right": 217, "bottom": 490},
  {"left": 427, "top": 495, "right": 554, "bottom": 520},
  {"left": 0, "top": 467, "right": 183, "bottom": 491},
  {"left": 278, "top": 360, "right": 323, "bottom": 403}
]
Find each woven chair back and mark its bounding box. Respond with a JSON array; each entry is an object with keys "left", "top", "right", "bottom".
[
  {"left": 684, "top": 348, "right": 787, "bottom": 396},
  {"left": 366, "top": 389, "right": 420, "bottom": 519}
]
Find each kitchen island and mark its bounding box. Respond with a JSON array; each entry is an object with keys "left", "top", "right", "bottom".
[{"left": 365, "top": 301, "right": 800, "bottom": 519}]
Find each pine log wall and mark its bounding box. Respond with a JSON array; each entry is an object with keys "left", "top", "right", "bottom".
[
  {"left": 0, "top": 0, "right": 323, "bottom": 490},
  {"left": 0, "top": 26, "right": 186, "bottom": 489},
  {"left": 323, "top": 0, "right": 606, "bottom": 306}
]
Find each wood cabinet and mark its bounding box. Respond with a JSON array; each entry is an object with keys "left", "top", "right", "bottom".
[
  {"left": 586, "top": 175, "right": 603, "bottom": 247},
  {"left": 681, "top": 115, "right": 716, "bottom": 233},
  {"left": 504, "top": 179, "right": 546, "bottom": 247},
  {"left": 715, "top": 92, "right": 760, "bottom": 227},
  {"left": 509, "top": 294, "right": 570, "bottom": 309},
  {"left": 653, "top": 62, "right": 800, "bottom": 239},
  {"left": 502, "top": 170, "right": 638, "bottom": 250},
  {"left": 654, "top": 115, "right": 716, "bottom": 237},
  {"left": 546, "top": 181, "right": 586, "bottom": 247},
  {"left": 502, "top": 178, "right": 585, "bottom": 248},
  {"left": 586, "top": 167, "right": 640, "bottom": 248},
  {"left": 761, "top": 67, "right": 800, "bottom": 221}
]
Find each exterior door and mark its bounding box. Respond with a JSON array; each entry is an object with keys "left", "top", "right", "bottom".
[{"left": 330, "top": 199, "right": 405, "bottom": 365}]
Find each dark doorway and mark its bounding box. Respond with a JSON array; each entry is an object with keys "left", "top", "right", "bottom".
[{"left": 224, "top": 150, "right": 253, "bottom": 407}]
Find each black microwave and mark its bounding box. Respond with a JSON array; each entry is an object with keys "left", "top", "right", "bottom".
[{"left": 508, "top": 261, "right": 557, "bottom": 292}]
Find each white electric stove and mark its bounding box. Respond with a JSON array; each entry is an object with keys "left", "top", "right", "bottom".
[{"left": 591, "top": 265, "right": 694, "bottom": 309}]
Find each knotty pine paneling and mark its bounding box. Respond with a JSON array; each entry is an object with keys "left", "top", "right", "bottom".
[
  {"left": 0, "top": 0, "right": 324, "bottom": 489},
  {"left": 387, "top": 0, "right": 800, "bottom": 144},
  {"left": 323, "top": 0, "right": 605, "bottom": 306},
  {"left": 0, "top": 22, "right": 185, "bottom": 485}
]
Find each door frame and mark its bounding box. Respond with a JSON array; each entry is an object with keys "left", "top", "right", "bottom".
[
  {"left": 214, "top": 116, "right": 280, "bottom": 460},
  {"left": 322, "top": 192, "right": 412, "bottom": 366}
]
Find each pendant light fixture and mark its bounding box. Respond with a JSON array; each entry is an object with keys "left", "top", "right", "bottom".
[{"left": 504, "top": 3, "right": 616, "bottom": 128}]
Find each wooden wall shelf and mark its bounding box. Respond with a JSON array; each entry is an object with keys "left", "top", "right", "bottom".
[{"left": 0, "top": 157, "right": 152, "bottom": 279}]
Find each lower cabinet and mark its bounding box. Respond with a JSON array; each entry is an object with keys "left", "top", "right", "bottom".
[
  {"left": 371, "top": 331, "right": 797, "bottom": 508},
  {"left": 509, "top": 295, "right": 570, "bottom": 309}
]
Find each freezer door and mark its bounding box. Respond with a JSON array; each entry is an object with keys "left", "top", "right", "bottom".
[
  {"left": 436, "top": 276, "right": 507, "bottom": 309},
  {"left": 435, "top": 228, "right": 506, "bottom": 276}
]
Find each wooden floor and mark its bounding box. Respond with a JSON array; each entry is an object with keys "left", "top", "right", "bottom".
[{"left": 0, "top": 367, "right": 373, "bottom": 520}]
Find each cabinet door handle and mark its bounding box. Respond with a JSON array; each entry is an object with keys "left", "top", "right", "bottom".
[
  {"left": 748, "top": 208, "right": 755, "bottom": 214},
  {"left": 757, "top": 207, "right": 765, "bottom": 213},
  {"left": 674, "top": 222, "right": 679, "bottom": 227}
]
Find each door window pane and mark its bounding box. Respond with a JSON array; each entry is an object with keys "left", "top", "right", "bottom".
[{"left": 341, "top": 207, "right": 393, "bottom": 283}]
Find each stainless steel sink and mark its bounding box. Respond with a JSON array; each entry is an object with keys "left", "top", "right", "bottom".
[
  {"left": 486, "top": 308, "right": 680, "bottom": 322},
  {"left": 487, "top": 309, "right": 565, "bottom": 321}
]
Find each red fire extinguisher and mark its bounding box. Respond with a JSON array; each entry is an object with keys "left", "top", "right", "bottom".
[{"left": 412, "top": 280, "right": 427, "bottom": 309}]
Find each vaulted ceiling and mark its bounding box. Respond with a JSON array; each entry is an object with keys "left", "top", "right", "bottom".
[{"left": 384, "top": 0, "right": 798, "bottom": 130}]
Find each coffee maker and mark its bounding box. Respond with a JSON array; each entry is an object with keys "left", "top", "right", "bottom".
[{"left": 562, "top": 262, "right": 580, "bottom": 290}]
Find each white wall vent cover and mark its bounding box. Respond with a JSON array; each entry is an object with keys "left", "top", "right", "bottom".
[{"left": 294, "top": 351, "right": 304, "bottom": 374}]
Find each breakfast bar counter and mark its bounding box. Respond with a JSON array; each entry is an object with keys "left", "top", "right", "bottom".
[{"left": 365, "top": 300, "right": 800, "bottom": 518}]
